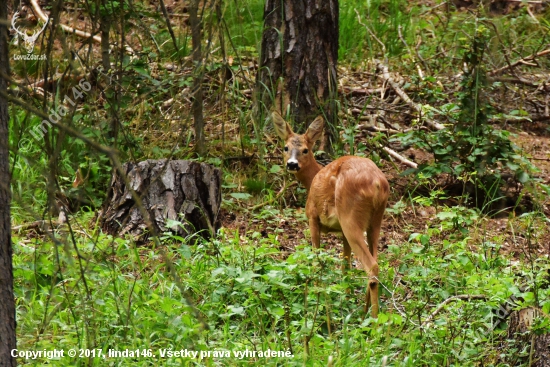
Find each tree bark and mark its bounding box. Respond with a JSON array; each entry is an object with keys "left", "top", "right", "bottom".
[
  {"left": 0, "top": 1, "right": 17, "bottom": 365},
  {"left": 255, "top": 0, "right": 339, "bottom": 134},
  {"left": 507, "top": 307, "right": 550, "bottom": 367},
  {"left": 189, "top": 0, "right": 206, "bottom": 155},
  {"left": 100, "top": 160, "right": 221, "bottom": 242},
  {"left": 99, "top": 0, "right": 111, "bottom": 72}
]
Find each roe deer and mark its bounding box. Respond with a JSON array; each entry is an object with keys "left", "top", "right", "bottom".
[{"left": 272, "top": 111, "right": 389, "bottom": 317}]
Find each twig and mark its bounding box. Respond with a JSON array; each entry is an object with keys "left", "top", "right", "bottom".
[
  {"left": 354, "top": 9, "right": 386, "bottom": 55},
  {"left": 529, "top": 334, "right": 536, "bottom": 367},
  {"left": 398, "top": 25, "right": 428, "bottom": 77},
  {"left": 421, "top": 294, "right": 487, "bottom": 327},
  {"left": 488, "top": 48, "right": 550, "bottom": 76},
  {"left": 376, "top": 61, "right": 445, "bottom": 131},
  {"left": 158, "top": 0, "right": 179, "bottom": 52},
  {"left": 526, "top": 5, "right": 540, "bottom": 24}
]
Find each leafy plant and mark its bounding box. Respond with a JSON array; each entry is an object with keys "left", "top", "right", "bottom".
[{"left": 397, "top": 20, "right": 536, "bottom": 211}]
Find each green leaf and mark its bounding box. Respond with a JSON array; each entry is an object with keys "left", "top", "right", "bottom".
[
  {"left": 506, "top": 162, "right": 519, "bottom": 171},
  {"left": 227, "top": 305, "right": 245, "bottom": 316},
  {"left": 230, "top": 192, "right": 252, "bottom": 200},
  {"left": 269, "top": 165, "right": 282, "bottom": 173},
  {"left": 516, "top": 171, "right": 530, "bottom": 183},
  {"left": 436, "top": 211, "right": 456, "bottom": 220}
]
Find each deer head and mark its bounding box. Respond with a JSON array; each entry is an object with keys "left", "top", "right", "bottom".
[{"left": 271, "top": 111, "right": 323, "bottom": 173}]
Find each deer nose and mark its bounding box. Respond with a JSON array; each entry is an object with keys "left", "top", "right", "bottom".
[{"left": 287, "top": 161, "right": 299, "bottom": 171}]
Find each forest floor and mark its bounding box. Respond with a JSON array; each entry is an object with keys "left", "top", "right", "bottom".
[{"left": 221, "top": 128, "right": 550, "bottom": 266}]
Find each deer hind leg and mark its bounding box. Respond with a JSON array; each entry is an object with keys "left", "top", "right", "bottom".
[
  {"left": 342, "top": 236, "right": 352, "bottom": 271},
  {"left": 364, "top": 257, "right": 379, "bottom": 317},
  {"left": 339, "top": 215, "right": 379, "bottom": 318},
  {"left": 365, "top": 207, "right": 385, "bottom": 316},
  {"left": 309, "top": 216, "right": 321, "bottom": 249}
]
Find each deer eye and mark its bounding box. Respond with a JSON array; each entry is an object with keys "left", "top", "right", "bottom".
[
  {"left": 302, "top": 149, "right": 309, "bottom": 154},
  {"left": 284, "top": 146, "right": 288, "bottom": 152}
]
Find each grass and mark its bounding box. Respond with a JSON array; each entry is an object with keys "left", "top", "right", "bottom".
[{"left": 13, "top": 206, "right": 550, "bottom": 366}]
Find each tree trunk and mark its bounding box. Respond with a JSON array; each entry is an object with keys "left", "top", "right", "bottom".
[
  {"left": 0, "top": 1, "right": 17, "bottom": 365},
  {"left": 100, "top": 160, "right": 221, "bottom": 242},
  {"left": 255, "top": 0, "right": 339, "bottom": 135},
  {"left": 189, "top": 0, "right": 206, "bottom": 156},
  {"left": 99, "top": 0, "right": 111, "bottom": 72}
]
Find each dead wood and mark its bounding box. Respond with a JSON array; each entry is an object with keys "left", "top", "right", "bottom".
[
  {"left": 488, "top": 48, "right": 550, "bottom": 76},
  {"left": 99, "top": 159, "right": 222, "bottom": 242},
  {"left": 376, "top": 61, "right": 446, "bottom": 131},
  {"left": 30, "top": 0, "right": 101, "bottom": 43},
  {"left": 507, "top": 307, "right": 550, "bottom": 367},
  {"left": 30, "top": 0, "right": 135, "bottom": 54},
  {"left": 382, "top": 146, "right": 418, "bottom": 169}
]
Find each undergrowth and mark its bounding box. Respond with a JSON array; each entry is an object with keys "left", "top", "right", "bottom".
[{"left": 13, "top": 206, "right": 550, "bottom": 366}]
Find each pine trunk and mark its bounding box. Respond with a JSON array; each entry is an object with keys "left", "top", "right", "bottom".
[{"left": 255, "top": 0, "right": 339, "bottom": 133}]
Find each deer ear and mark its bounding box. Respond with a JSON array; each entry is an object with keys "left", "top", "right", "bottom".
[
  {"left": 305, "top": 115, "right": 324, "bottom": 143},
  {"left": 272, "top": 111, "right": 293, "bottom": 140}
]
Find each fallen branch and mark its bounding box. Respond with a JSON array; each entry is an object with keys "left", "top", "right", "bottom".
[
  {"left": 25, "top": 71, "right": 90, "bottom": 92},
  {"left": 340, "top": 86, "right": 383, "bottom": 96},
  {"left": 31, "top": 0, "right": 101, "bottom": 43},
  {"left": 488, "top": 75, "right": 543, "bottom": 88},
  {"left": 357, "top": 122, "right": 430, "bottom": 135},
  {"left": 354, "top": 9, "right": 386, "bottom": 54},
  {"left": 358, "top": 124, "right": 402, "bottom": 134},
  {"left": 31, "top": 0, "right": 135, "bottom": 55},
  {"left": 488, "top": 48, "right": 550, "bottom": 76},
  {"left": 12, "top": 220, "right": 59, "bottom": 232},
  {"left": 422, "top": 294, "right": 487, "bottom": 327},
  {"left": 376, "top": 61, "right": 445, "bottom": 131},
  {"left": 382, "top": 146, "right": 418, "bottom": 169},
  {"left": 361, "top": 129, "right": 418, "bottom": 168}
]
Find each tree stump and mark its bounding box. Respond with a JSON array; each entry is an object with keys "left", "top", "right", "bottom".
[
  {"left": 100, "top": 159, "right": 221, "bottom": 242},
  {"left": 507, "top": 307, "right": 550, "bottom": 367}
]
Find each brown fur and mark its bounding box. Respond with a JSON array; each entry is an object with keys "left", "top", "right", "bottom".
[{"left": 272, "top": 111, "right": 389, "bottom": 317}]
